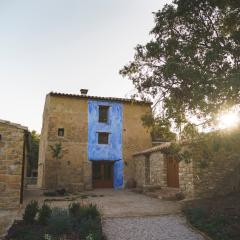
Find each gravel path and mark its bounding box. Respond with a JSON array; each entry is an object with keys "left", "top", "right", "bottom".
[{"left": 103, "top": 215, "right": 205, "bottom": 240}]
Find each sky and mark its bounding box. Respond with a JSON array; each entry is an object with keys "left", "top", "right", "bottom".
[{"left": 0, "top": 0, "right": 171, "bottom": 132}]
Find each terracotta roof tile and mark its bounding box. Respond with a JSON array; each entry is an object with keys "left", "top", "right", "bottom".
[{"left": 133, "top": 142, "right": 172, "bottom": 156}]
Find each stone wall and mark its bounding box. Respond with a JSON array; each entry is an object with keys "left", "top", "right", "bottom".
[{"left": 0, "top": 122, "right": 27, "bottom": 209}]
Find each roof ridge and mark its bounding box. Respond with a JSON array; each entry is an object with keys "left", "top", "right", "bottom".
[
  {"left": 49, "top": 92, "right": 152, "bottom": 105},
  {"left": 0, "top": 119, "right": 28, "bottom": 131}
]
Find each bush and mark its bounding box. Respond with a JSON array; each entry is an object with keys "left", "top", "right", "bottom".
[
  {"left": 79, "top": 217, "right": 102, "bottom": 240},
  {"left": 79, "top": 204, "right": 100, "bottom": 219},
  {"left": 47, "top": 208, "right": 73, "bottom": 237},
  {"left": 38, "top": 204, "right": 52, "bottom": 225},
  {"left": 184, "top": 207, "right": 231, "bottom": 240},
  {"left": 23, "top": 200, "right": 39, "bottom": 224},
  {"left": 8, "top": 226, "right": 43, "bottom": 240},
  {"left": 7, "top": 201, "right": 104, "bottom": 240},
  {"left": 69, "top": 202, "right": 81, "bottom": 218},
  {"left": 68, "top": 202, "right": 100, "bottom": 220}
]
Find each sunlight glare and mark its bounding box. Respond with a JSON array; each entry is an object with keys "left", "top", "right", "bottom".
[{"left": 218, "top": 111, "right": 240, "bottom": 129}]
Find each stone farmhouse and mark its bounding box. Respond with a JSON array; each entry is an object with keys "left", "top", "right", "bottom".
[
  {"left": 37, "top": 90, "right": 152, "bottom": 191},
  {"left": 134, "top": 142, "right": 240, "bottom": 199},
  {"left": 0, "top": 119, "right": 29, "bottom": 209}
]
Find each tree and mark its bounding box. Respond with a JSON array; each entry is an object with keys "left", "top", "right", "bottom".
[
  {"left": 120, "top": 0, "right": 240, "bottom": 128},
  {"left": 181, "top": 123, "right": 200, "bottom": 140},
  {"left": 27, "top": 131, "right": 40, "bottom": 177},
  {"left": 141, "top": 113, "right": 176, "bottom": 141}
]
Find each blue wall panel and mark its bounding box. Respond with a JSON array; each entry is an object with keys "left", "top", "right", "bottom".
[
  {"left": 88, "top": 100, "right": 123, "bottom": 188},
  {"left": 114, "top": 160, "right": 124, "bottom": 188}
]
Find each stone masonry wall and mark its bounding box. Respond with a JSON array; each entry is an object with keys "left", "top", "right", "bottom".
[
  {"left": 38, "top": 95, "right": 89, "bottom": 191},
  {"left": 37, "top": 95, "right": 50, "bottom": 188},
  {"left": 0, "top": 123, "right": 25, "bottom": 209},
  {"left": 179, "top": 160, "right": 194, "bottom": 198},
  {"left": 149, "top": 152, "right": 167, "bottom": 187},
  {"left": 192, "top": 155, "right": 240, "bottom": 198},
  {"left": 122, "top": 103, "right": 152, "bottom": 187},
  {"left": 134, "top": 152, "right": 167, "bottom": 188}
]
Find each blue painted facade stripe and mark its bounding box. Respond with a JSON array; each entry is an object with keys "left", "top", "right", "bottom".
[{"left": 88, "top": 100, "right": 123, "bottom": 188}]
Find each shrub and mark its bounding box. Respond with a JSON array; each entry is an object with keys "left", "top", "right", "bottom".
[
  {"left": 69, "top": 203, "right": 100, "bottom": 220},
  {"left": 23, "top": 200, "right": 39, "bottom": 224},
  {"left": 79, "top": 217, "right": 102, "bottom": 240},
  {"left": 47, "top": 208, "right": 73, "bottom": 237},
  {"left": 38, "top": 204, "right": 52, "bottom": 225},
  {"left": 7, "top": 223, "right": 45, "bottom": 240},
  {"left": 79, "top": 204, "right": 100, "bottom": 219},
  {"left": 69, "top": 202, "right": 81, "bottom": 218},
  {"left": 7, "top": 202, "right": 104, "bottom": 240},
  {"left": 8, "top": 226, "right": 43, "bottom": 240}
]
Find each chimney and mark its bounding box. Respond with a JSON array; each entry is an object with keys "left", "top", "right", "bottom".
[{"left": 80, "top": 89, "right": 88, "bottom": 95}]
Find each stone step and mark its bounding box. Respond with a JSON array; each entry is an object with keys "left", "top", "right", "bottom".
[{"left": 145, "top": 187, "right": 184, "bottom": 201}]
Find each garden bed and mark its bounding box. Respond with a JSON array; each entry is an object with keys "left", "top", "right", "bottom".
[
  {"left": 5, "top": 200, "right": 106, "bottom": 240},
  {"left": 183, "top": 192, "right": 240, "bottom": 240}
]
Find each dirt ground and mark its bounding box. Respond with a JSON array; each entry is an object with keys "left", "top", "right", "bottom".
[{"left": 23, "top": 188, "right": 182, "bottom": 218}]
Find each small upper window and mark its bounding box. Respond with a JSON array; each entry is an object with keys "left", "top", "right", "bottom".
[
  {"left": 99, "top": 106, "right": 109, "bottom": 123},
  {"left": 98, "top": 132, "right": 109, "bottom": 144},
  {"left": 58, "top": 128, "right": 64, "bottom": 137}
]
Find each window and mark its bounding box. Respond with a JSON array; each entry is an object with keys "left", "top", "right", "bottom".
[
  {"left": 99, "top": 106, "right": 109, "bottom": 123},
  {"left": 98, "top": 132, "right": 109, "bottom": 144},
  {"left": 58, "top": 128, "right": 64, "bottom": 137}
]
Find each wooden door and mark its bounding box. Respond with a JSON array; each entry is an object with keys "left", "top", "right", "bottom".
[
  {"left": 167, "top": 157, "right": 179, "bottom": 188},
  {"left": 92, "top": 161, "right": 114, "bottom": 188}
]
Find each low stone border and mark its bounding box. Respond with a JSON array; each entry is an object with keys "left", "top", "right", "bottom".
[{"left": 0, "top": 210, "right": 21, "bottom": 239}]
